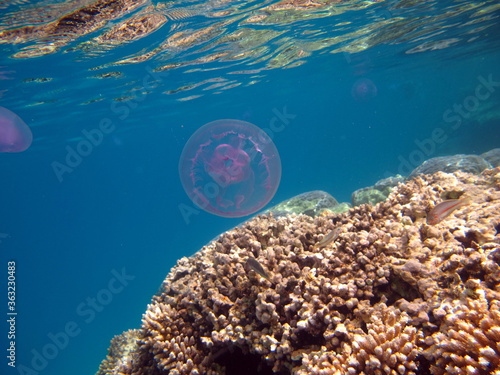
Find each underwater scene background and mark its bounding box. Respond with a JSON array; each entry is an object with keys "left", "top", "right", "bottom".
[{"left": 0, "top": 0, "right": 499, "bottom": 374}]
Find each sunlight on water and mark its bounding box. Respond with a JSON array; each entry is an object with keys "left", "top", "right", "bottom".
[{"left": 0, "top": 0, "right": 498, "bottom": 106}]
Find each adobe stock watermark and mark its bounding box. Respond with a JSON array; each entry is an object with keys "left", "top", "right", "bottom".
[
  {"left": 51, "top": 66, "right": 170, "bottom": 182},
  {"left": 178, "top": 106, "right": 297, "bottom": 225},
  {"left": 16, "top": 268, "right": 134, "bottom": 375},
  {"left": 386, "top": 73, "right": 499, "bottom": 177}
]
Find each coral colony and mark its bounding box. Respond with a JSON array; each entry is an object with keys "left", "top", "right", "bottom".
[{"left": 97, "top": 166, "right": 500, "bottom": 375}]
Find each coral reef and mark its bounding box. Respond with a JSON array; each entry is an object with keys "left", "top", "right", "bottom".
[
  {"left": 97, "top": 329, "right": 141, "bottom": 375},
  {"left": 97, "top": 168, "right": 500, "bottom": 375},
  {"left": 424, "top": 286, "right": 500, "bottom": 375}
]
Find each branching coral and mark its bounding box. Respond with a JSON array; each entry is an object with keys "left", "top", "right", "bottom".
[
  {"left": 96, "top": 329, "right": 141, "bottom": 375},
  {"left": 425, "top": 285, "right": 500, "bottom": 375},
  {"left": 295, "top": 303, "right": 422, "bottom": 375},
  {"left": 96, "top": 168, "right": 500, "bottom": 375}
]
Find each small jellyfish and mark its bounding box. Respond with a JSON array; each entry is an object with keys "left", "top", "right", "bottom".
[
  {"left": 179, "top": 119, "right": 281, "bottom": 218},
  {"left": 0, "top": 107, "right": 33, "bottom": 152},
  {"left": 351, "top": 78, "right": 378, "bottom": 102}
]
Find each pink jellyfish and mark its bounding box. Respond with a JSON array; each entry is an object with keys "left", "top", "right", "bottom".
[
  {"left": 0, "top": 107, "right": 33, "bottom": 152},
  {"left": 351, "top": 78, "right": 378, "bottom": 102}
]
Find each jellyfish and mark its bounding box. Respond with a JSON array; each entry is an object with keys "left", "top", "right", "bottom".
[
  {"left": 0, "top": 107, "right": 33, "bottom": 152},
  {"left": 351, "top": 78, "right": 378, "bottom": 102},
  {"left": 179, "top": 119, "right": 281, "bottom": 218}
]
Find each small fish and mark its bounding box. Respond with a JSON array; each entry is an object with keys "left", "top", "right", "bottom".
[
  {"left": 313, "top": 227, "right": 341, "bottom": 250},
  {"left": 427, "top": 197, "right": 471, "bottom": 225},
  {"left": 246, "top": 257, "right": 270, "bottom": 281}
]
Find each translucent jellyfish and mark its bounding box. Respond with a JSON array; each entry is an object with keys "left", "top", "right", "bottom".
[
  {"left": 351, "top": 78, "right": 378, "bottom": 102},
  {"left": 0, "top": 107, "right": 33, "bottom": 152},
  {"left": 179, "top": 119, "right": 281, "bottom": 218}
]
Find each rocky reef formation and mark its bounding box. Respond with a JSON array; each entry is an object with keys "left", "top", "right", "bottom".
[
  {"left": 482, "top": 148, "right": 500, "bottom": 168},
  {"left": 409, "top": 154, "right": 493, "bottom": 179},
  {"left": 265, "top": 190, "right": 350, "bottom": 218},
  {"left": 350, "top": 149, "right": 498, "bottom": 207},
  {"left": 351, "top": 176, "right": 405, "bottom": 207},
  {"left": 97, "top": 168, "right": 500, "bottom": 375}
]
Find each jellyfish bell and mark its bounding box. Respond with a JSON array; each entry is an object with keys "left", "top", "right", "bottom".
[
  {"left": 351, "top": 78, "right": 378, "bottom": 102},
  {"left": 0, "top": 107, "right": 33, "bottom": 152},
  {"left": 179, "top": 119, "right": 281, "bottom": 218}
]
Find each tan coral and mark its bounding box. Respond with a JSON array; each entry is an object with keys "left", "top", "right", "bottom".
[
  {"left": 425, "top": 284, "right": 500, "bottom": 374},
  {"left": 346, "top": 304, "right": 422, "bottom": 375},
  {"left": 295, "top": 303, "right": 423, "bottom": 375},
  {"left": 96, "top": 329, "right": 141, "bottom": 375},
  {"left": 96, "top": 168, "right": 500, "bottom": 375}
]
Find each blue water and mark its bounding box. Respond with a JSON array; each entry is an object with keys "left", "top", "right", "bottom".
[{"left": 0, "top": 0, "right": 499, "bottom": 374}]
